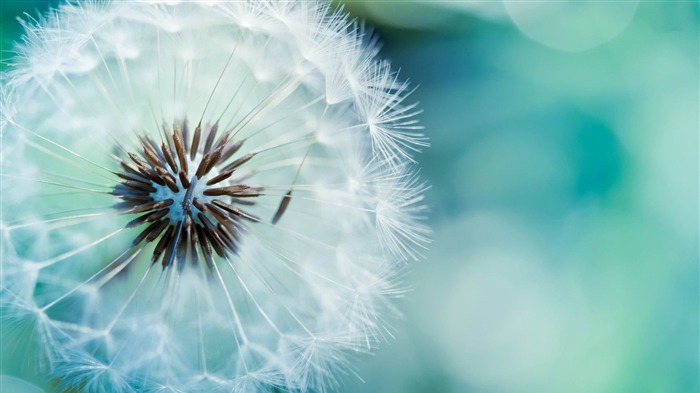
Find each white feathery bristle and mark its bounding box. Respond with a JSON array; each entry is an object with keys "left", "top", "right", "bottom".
[{"left": 0, "top": 1, "right": 429, "bottom": 392}]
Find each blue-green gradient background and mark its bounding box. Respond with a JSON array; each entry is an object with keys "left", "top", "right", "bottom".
[{"left": 1, "top": 1, "right": 698, "bottom": 392}]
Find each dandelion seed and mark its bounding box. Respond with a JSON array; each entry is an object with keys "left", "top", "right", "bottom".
[{"left": 0, "top": 1, "right": 428, "bottom": 392}]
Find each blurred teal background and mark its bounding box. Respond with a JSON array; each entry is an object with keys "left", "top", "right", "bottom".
[{"left": 1, "top": 1, "right": 698, "bottom": 392}]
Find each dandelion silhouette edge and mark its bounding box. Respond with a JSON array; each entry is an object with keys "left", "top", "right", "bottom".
[{"left": 0, "top": 1, "right": 429, "bottom": 392}]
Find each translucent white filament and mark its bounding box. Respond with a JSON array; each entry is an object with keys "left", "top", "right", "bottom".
[{"left": 0, "top": 2, "right": 429, "bottom": 392}]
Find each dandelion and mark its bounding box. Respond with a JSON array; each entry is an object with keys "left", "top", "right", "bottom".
[{"left": 0, "top": 1, "right": 428, "bottom": 392}]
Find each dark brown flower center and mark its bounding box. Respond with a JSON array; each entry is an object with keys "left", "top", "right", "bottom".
[{"left": 112, "top": 120, "right": 261, "bottom": 269}]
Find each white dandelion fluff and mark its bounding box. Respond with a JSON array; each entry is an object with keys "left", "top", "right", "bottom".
[{"left": 0, "top": 1, "right": 428, "bottom": 392}]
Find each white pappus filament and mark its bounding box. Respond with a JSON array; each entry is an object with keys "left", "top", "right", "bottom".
[{"left": 0, "top": 1, "right": 429, "bottom": 392}]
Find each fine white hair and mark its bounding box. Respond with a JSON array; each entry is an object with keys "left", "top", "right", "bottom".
[{"left": 1, "top": 1, "right": 429, "bottom": 392}]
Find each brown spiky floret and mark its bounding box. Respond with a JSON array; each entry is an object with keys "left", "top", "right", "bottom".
[{"left": 112, "top": 121, "right": 261, "bottom": 269}]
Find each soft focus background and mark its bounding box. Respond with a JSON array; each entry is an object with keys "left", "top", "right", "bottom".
[{"left": 1, "top": 1, "right": 698, "bottom": 393}]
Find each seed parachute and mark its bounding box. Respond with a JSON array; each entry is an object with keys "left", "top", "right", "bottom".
[{"left": 0, "top": 1, "right": 429, "bottom": 392}]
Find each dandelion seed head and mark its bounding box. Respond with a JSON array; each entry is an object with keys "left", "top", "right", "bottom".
[{"left": 1, "top": 1, "right": 428, "bottom": 391}]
